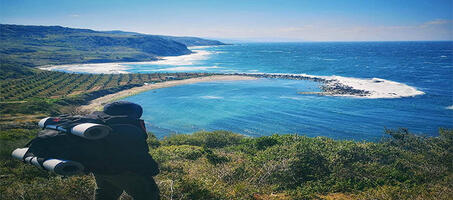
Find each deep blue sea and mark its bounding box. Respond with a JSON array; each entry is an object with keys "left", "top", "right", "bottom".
[{"left": 121, "top": 42, "right": 453, "bottom": 140}]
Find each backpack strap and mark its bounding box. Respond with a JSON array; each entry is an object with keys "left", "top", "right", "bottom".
[{"left": 84, "top": 111, "right": 148, "bottom": 139}]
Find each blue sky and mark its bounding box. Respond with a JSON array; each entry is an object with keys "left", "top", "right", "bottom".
[{"left": 1, "top": 0, "right": 452, "bottom": 41}]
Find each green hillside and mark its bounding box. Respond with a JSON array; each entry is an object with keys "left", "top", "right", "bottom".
[
  {"left": 0, "top": 24, "right": 223, "bottom": 68},
  {"left": 102, "top": 30, "right": 226, "bottom": 46},
  {"left": 159, "top": 35, "right": 226, "bottom": 46}
]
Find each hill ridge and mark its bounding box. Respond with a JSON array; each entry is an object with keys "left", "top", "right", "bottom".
[{"left": 0, "top": 24, "right": 224, "bottom": 71}]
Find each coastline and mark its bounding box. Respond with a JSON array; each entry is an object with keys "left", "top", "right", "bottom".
[
  {"left": 41, "top": 42, "right": 426, "bottom": 102},
  {"left": 79, "top": 75, "right": 257, "bottom": 111},
  {"left": 38, "top": 47, "right": 212, "bottom": 74},
  {"left": 78, "top": 72, "right": 426, "bottom": 113}
]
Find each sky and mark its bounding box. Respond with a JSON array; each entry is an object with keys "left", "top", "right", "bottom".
[{"left": 1, "top": 0, "right": 452, "bottom": 42}]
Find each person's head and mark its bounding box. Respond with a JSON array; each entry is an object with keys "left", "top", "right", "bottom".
[{"left": 103, "top": 101, "right": 143, "bottom": 118}]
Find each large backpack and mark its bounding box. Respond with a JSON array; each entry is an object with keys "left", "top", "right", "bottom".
[{"left": 22, "top": 111, "right": 159, "bottom": 176}]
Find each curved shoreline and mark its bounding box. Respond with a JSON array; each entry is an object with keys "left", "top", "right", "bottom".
[
  {"left": 79, "top": 75, "right": 257, "bottom": 111},
  {"left": 80, "top": 72, "right": 425, "bottom": 111},
  {"left": 39, "top": 47, "right": 211, "bottom": 74}
]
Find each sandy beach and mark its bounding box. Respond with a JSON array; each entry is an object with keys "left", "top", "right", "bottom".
[
  {"left": 80, "top": 75, "right": 257, "bottom": 111},
  {"left": 39, "top": 48, "right": 211, "bottom": 74}
]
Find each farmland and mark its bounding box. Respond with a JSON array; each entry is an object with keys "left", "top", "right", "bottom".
[{"left": 0, "top": 71, "right": 210, "bottom": 102}]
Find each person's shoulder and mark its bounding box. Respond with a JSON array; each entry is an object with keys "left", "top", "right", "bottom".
[
  {"left": 103, "top": 101, "right": 143, "bottom": 118},
  {"left": 109, "top": 124, "right": 146, "bottom": 139}
]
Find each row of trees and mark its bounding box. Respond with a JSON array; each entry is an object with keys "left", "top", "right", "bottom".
[{"left": 0, "top": 71, "right": 210, "bottom": 101}]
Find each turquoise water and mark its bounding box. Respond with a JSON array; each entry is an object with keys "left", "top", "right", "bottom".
[{"left": 122, "top": 42, "right": 453, "bottom": 140}]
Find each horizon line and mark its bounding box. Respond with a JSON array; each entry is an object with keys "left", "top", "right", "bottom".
[
  {"left": 2, "top": 23, "right": 452, "bottom": 43},
  {"left": 227, "top": 40, "right": 453, "bottom": 43}
]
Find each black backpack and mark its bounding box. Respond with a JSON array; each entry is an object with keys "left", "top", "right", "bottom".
[{"left": 24, "top": 111, "right": 159, "bottom": 176}]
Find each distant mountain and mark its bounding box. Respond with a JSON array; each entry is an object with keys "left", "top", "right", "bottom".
[
  {"left": 101, "top": 30, "right": 145, "bottom": 36},
  {"left": 158, "top": 36, "right": 225, "bottom": 46},
  {"left": 0, "top": 24, "right": 224, "bottom": 69},
  {"left": 101, "top": 30, "right": 226, "bottom": 46}
]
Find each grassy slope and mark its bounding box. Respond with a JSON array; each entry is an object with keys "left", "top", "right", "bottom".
[
  {"left": 1, "top": 129, "right": 451, "bottom": 199},
  {"left": 101, "top": 30, "right": 226, "bottom": 47},
  {"left": 159, "top": 35, "right": 226, "bottom": 46},
  {"left": 1, "top": 24, "right": 225, "bottom": 68},
  {"left": 0, "top": 24, "right": 192, "bottom": 67},
  {"left": 0, "top": 24, "right": 224, "bottom": 78}
]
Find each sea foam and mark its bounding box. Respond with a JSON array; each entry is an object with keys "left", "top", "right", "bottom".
[
  {"left": 144, "top": 49, "right": 211, "bottom": 66},
  {"left": 323, "top": 76, "right": 425, "bottom": 99},
  {"left": 39, "top": 49, "right": 212, "bottom": 74},
  {"left": 146, "top": 66, "right": 221, "bottom": 72},
  {"left": 201, "top": 96, "right": 224, "bottom": 99},
  {"left": 247, "top": 73, "right": 425, "bottom": 99}
]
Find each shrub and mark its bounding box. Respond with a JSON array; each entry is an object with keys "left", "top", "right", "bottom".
[
  {"left": 151, "top": 145, "right": 204, "bottom": 163},
  {"left": 161, "top": 130, "right": 243, "bottom": 148},
  {"left": 146, "top": 132, "right": 160, "bottom": 149}
]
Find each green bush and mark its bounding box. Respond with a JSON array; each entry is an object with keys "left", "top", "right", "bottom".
[
  {"left": 2, "top": 175, "right": 95, "bottom": 200},
  {"left": 146, "top": 132, "right": 160, "bottom": 149},
  {"left": 151, "top": 145, "right": 204, "bottom": 163},
  {"left": 161, "top": 130, "right": 244, "bottom": 148},
  {"left": 1, "top": 127, "right": 451, "bottom": 199}
]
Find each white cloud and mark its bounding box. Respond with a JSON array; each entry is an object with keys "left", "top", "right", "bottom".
[
  {"left": 424, "top": 19, "right": 451, "bottom": 25},
  {"left": 419, "top": 19, "right": 453, "bottom": 28}
]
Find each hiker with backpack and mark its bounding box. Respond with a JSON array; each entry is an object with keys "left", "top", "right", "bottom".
[{"left": 12, "top": 101, "right": 160, "bottom": 200}]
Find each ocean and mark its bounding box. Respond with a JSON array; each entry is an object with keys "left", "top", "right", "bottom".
[{"left": 60, "top": 42, "right": 453, "bottom": 140}]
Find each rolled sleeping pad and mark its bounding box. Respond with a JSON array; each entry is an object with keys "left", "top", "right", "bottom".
[
  {"left": 70, "top": 123, "right": 111, "bottom": 140},
  {"left": 38, "top": 117, "right": 69, "bottom": 132},
  {"left": 11, "top": 147, "right": 28, "bottom": 160},
  {"left": 24, "top": 156, "right": 43, "bottom": 169},
  {"left": 11, "top": 148, "right": 85, "bottom": 175},
  {"left": 42, "top": 159, "right": 85, "bottom": 176},
  {"left": 38, "top": 117, "right": 111, "bottom": 140},
  {"left": 12, "top": 148, "right": 42, "bottom": 169},
  {"left": 38, "top": 117, "right": 52, "bottom": 128}
]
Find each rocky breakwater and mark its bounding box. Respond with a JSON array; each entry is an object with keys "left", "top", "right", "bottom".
[
  {"left": 239, "top": 73, "right": 369, "bottom": 97},
  {"left": 237, "top": 73, "right": 423, "bottom": 99},
  {"left": 319, "top": 80, "right": 370, "bottom": 97}
]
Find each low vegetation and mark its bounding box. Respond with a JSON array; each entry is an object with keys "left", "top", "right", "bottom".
[{"left": 1, "top": 128, "right": 451, "bottom": 200}]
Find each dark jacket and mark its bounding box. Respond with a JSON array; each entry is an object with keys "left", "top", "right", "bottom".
[{"left": 27, "top": 112, "right": 159, "bottom": 176}]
